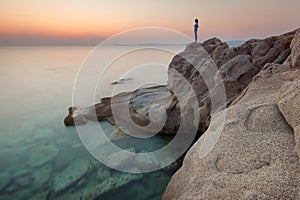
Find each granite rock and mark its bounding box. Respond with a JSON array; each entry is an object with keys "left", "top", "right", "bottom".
[{"left": 163, "top": 30, "right": 300, "bottom": 200}]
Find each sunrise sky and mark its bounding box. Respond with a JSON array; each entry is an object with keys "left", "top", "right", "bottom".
[{"left": 0, "top": 0, "right": 299, "bottom": 45}]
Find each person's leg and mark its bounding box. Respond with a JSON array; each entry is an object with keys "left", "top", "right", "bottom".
[{"left": 194, "top": 30, "right": 197, "bottom": 42}]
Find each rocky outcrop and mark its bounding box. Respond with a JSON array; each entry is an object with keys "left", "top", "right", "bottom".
[
  {"left": 163, "top": 29, "right": 300, "bottom": 199},
  {"left": 64, "top": 30, "right": 295, "bottom": 136},
  {"left": 168, "top": 31, "right": 294, "bottom": 132},
  {"left": 64, "top": 86, "right": 180, "bottom": 134}
]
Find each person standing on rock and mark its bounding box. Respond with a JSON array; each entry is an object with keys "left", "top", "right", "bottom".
[{"left": 194, "top": 18, "right": 199, "bottom": 42}]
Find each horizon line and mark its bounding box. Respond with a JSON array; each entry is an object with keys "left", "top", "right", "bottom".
[{"left": 0, "top": 40, "right": 245, "bottom": 47}]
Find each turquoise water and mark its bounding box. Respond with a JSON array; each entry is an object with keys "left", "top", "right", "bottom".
[{"left": 0, "top": 46, "right": 185, "bottom": 199}]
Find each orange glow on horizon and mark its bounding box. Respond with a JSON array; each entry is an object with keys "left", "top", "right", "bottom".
[{"left": 0, "top": 0, "right": 299, "bottom": 44}]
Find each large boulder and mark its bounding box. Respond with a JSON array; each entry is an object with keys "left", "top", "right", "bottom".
[
  {"left": 163, "top": 62, "right": 300, "bottom": 200},
  {"left": 167, "top": 30, "right": 294, "bottom": 132},
  {"left": 163, "top": 30, "right": 300, "bottom": 199}
]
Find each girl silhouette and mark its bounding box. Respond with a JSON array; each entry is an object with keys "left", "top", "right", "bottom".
[{"left": 194, "top": 19, "right": 199, "bottom": 42}]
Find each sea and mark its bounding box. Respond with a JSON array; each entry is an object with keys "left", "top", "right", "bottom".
[{"left": 0, "top": 45, "right": 186, "bottom": 200}]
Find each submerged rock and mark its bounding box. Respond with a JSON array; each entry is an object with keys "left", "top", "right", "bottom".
[
  {"left": 26, "top": 144, "right": 59, "bottom": 167},
  {"left": 54, "top": 150, "right": 76, "bottom": 170},
  {"left": 32, "top": 164, "right": 52, "bottom": 187},
  {"left": 0, "top": 171, "right": 11, "bottom": 191},
  {"left": 14, "top": 173, "right": 34, "bottom": 188},
  {"left": 96, "top": 167, "right": 111, "bottom": 182},
  {"left": 52, "top": 158, "right": 91, "bottom": 193},
  {"left": 82, "top": 172, "right": 143, "bottom": 199},
  {"left": 104, "top": 148, "right": 136, "bottom": 169}
]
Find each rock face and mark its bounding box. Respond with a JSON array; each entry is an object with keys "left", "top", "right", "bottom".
[
  {"left": 163, "top": 29, "right": 300, "bottom": 199},
  {"left": 277, "top": 78, "right": 300, "bottom": 160},
  {"left": 168, "top": 31, "right": 294, "bottom": 132},
  {"left": 64, "top": 30, "right": 294, "bottom": 136},
  {"left": 290, "top": 30, "right": 300, "bottom": 68}
]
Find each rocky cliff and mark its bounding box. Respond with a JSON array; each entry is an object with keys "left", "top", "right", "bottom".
[
  {"left": 162, "top": 29, "right": 300, "bottom": 199},
  {"left": 64, "top": 30, "right": 294, "bottom": 136}
]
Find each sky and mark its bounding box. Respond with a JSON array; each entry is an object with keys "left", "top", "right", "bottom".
[{"left": 0, "top": 0, "right": 299, "bottom": 45}]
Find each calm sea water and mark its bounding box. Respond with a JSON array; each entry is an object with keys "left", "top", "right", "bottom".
[{"left": 0, "top": 46, "right": 185, "bottom": 199}]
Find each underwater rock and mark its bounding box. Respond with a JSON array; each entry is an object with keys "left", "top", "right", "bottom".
[
  {"left": 134, "top": 153, "right": 160, "bottom": 171},
  {"left": 32, "top": 164, "right": 52, "bottom": 187},
  {"left": 54, "top": 151, "right": 75, "bottom": 170},
  {"left": 82, "top": 172, "right": 143, "bottom": 199},
  {"left": 27, "top": 144, "right": 59, "bottom": 167},
  {"left": 96, "top": 167, "right": 111, "bottom": 182},
  {"left": 52, "top": 158, "right": 91, "bottom": 193},
  {"left": 14, "top": 173, "right": 34, "bottom": 188},
  {"left": 105, "top": 148, "right": 136, "bottom": 169},
  {"left": 0, "top": 171, "right": 11, "bottom": 191},
  {"left": 31, "top": 191, "right": 49, "bottom": 200},
  {"left": 4, "top": 183, "right": 19, "bottom": 193}
]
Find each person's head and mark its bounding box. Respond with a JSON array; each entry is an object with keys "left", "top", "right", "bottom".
[{"left": 195, "top": 18, "right": 198, "bottom": 23}]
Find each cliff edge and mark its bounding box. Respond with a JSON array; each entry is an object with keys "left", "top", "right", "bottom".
[{"left": 163, "top": 29, "right": 300, "bottom": 200}]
